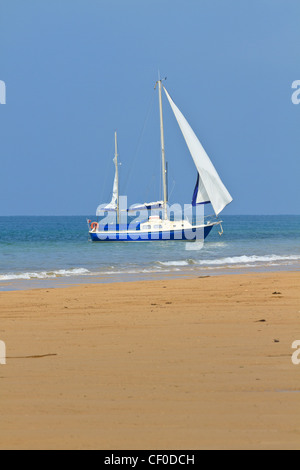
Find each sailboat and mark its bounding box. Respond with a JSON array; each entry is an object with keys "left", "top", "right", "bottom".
[{"left": 88, "top": 79, "right": 232, "bottom": 242}]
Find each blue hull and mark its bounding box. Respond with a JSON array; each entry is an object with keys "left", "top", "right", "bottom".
[{"left": 89, "top": 225, "right": 214, "bottom": 242}]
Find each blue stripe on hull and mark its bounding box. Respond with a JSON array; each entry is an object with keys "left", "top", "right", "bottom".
[{"left": 89, "top": 225, "right": 214, "bottom": 242}]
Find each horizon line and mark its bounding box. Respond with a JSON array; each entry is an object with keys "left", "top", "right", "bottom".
[{"left": 0, "top": 214, "right": 299, "bottom": 218}]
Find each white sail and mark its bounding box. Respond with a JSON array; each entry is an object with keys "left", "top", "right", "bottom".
[
  {"left": 103, "top": 156, "right": 118, "bottom": 211},
  {"left": 164, "top": 87, "right": 233, "bottom": 216}
]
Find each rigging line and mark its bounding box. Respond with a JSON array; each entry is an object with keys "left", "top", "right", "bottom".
[
  {"left": 144, "top": 136, "right": 161, "bottom": 204},
  {"left": 123, "top": 90, "right": 156, "bottom": 193},
  {"left": 168, "top": 179, "right": 176, "bottom": 201},
  {"left": 165, "top": 164, "right": 176, "bottom": 202},
  {"left": 144, "top": 174, "right": 157, "bottom": 202}
]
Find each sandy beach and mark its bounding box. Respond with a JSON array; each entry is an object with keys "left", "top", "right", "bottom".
[{"left": 0, "top": 271, "right": 299, "bottom": 450}]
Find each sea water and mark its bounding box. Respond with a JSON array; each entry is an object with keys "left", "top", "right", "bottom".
[{"left": 0, "top": 215, "right": 299, "bottom": 291}]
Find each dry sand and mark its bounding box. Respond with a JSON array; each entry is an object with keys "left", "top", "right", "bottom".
[{"left": 0, "top": 271, "right": 299, "bottom": 450}]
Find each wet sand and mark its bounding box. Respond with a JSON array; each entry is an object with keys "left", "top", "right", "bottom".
[{"left": 0, "top": 271, "right": 299, "bottom": 450}]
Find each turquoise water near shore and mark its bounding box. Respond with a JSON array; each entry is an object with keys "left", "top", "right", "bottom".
[{"left": 0, "top": 216, "right": 299, "bottom": 290}]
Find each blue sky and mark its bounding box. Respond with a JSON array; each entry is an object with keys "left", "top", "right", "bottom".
[{"left": 0, "top": 0, "right": 299, "bottom": 215}]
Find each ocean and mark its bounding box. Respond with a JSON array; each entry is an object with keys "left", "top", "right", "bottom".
[{"left": 0, "top": 215, "right": 299, "bottom": 291}]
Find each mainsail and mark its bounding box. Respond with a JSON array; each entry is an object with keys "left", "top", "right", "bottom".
[
  {"left": 103, "top": 156, "right": 118, "bottom": 211},
  {"left": 164, "top": 87, "right": 233, "bottom": 216}
]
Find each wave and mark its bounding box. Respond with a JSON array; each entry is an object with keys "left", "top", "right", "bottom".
[
  {"left": 158, "top": 254, "right": 300, "bottom": 268},
  {"left": 0, "top": 266, "right": 170, "bottom": 282},
  {"left": 197, "top": 254, "right": 300, "bottom": 266},
  {"left": 1, "top": 254, "right": 299, "bottom": 283},
  {"left": 0, "top": 268, "right": 90, "bottom": 281},
  {"left": 157, "top": 260, "right": 193, "bottom": 267}
]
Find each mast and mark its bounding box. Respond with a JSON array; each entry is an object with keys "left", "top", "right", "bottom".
[
  {"left": 157, "top": 79, "right": 168, "bottom": 220},
  {"left": 115, "top": 131, "right": 120, "bottom": 225},
  {"left": 166, "top": 161, "right": 169, "bottom": 203}
]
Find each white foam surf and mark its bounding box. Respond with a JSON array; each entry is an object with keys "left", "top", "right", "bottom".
[
  {"left": 0, "top": 268, "right": 90, "bottom": 281},
  {"left": 158, "top": 254, "right": 300, "bottom": 268},
  {"left": 1, "top": 255, "right": 299, "bottom": 283}
]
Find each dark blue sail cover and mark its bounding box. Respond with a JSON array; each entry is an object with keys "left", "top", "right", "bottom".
[
  {"left": 192, "top": 174, "right": 210, "bottom": 206},
  {"left": 128, "top": 202, "right": 164, "bottom": 212}
]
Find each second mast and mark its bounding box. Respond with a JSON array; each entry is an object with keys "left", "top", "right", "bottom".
[{"left": 157, "top": 79, "right": 168, "bottom": 220}]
